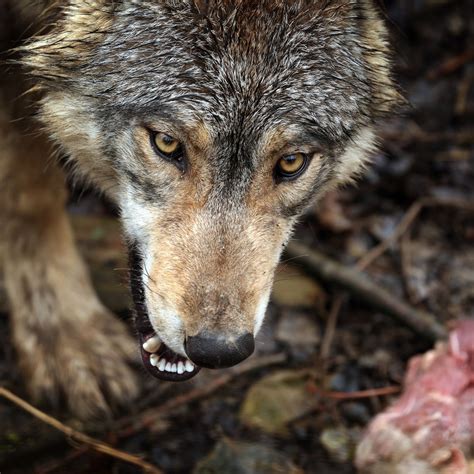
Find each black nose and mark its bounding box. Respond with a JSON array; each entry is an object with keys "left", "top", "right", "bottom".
[{"left": 185, "top": 332, "right": 255, "bottom": 369}]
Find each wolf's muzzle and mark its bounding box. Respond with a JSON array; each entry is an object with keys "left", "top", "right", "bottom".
[{"left": 185, "top": 331, "right": 255, "bottom": 369}]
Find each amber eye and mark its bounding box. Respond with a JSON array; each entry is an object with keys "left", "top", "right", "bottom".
[
  {"left": 152, "top": 132, "right": 182, "bottom": 157},
  {"left": 275, "top": 153, "right": 308, "bottom": 181},
  {"left": 149, "top": 130, "right": 186, "bottom": 171}
]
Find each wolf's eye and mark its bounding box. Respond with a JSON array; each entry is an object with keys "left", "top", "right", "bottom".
[
  {"left": 149, "top": 131, "right": 186, "bottom": 171},
  {"left": 152, "top": 132, "right": 182, "bottom": 158},
  {"left": 275, "top": 153, "right": 308, "bottom": 181}
]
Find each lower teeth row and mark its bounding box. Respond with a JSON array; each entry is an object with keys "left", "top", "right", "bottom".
[
  {"left": 143, "top": 336, "right": 195, "bottom": 374},
  {"left": 150, "top": 354, "right": 194, "bottom": 374}
]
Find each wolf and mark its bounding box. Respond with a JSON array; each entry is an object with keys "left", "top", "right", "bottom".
[{"left": 0, "top": 0, "right": 400, "bottom": 419}]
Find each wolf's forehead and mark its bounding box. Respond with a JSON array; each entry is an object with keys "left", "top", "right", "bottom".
[{"left": 88, "top": 2, "right": 371, "bottom": 139}]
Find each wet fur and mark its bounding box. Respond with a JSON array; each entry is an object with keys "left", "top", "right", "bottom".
[{"left": 0, "top": 0, "right": 400, "bottom": 418}]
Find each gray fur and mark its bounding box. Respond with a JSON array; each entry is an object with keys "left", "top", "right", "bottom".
[
  {"left": 21, "top": 0, "right": 399, "bottom": 207},
  {"left": 0, "top": 0, "right": 401, "bottom": 416}
]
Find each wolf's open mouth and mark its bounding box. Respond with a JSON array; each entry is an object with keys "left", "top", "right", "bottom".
[
  {"left": 139, "top": 333, "right": 200, "bottom": 382},
  {"left": 129, "top": 243, "right": 201, "bottom": 382}
]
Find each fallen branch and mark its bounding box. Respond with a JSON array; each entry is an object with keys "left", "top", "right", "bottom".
[
  {"left": 320, "top": 293, "right": 346, "bottom": 361},
  {"left": 307, "top": 383, "right": 401, "bottom": 400},
  {"left": 0, "top": 387, "right": 162, "bottom": 474},
  {"left": 355, "top": 200, "right": 424, "bottom": 271},
  {"left": 116, "top": 353, "right": 286, "bottom": 437},
  {"left": 356, "top": 196, "right": 474, "bottom": 271},
  {"left": 284, "top": 241, "right": 447, "bottom": 341}
]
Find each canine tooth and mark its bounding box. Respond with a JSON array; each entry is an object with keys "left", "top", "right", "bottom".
[
  {"left": 165, "top": 362, "right": 172, "bottom": 372},
  {"left": 143, "top": 336, "right": 161, "bottom": 353},
  {"left": 185, "top": 360, "right": 194, "bottom": 372},
  {"left": 150, "top": 354, "right": 159, "bottom": 367},
  {"left": 158, "top": 359, "right": 166, "bottom": 371},
  {"left": 171, "top": 363, "right": 177, "bottom": 373},
  {"left": 177, "top": 362, "right": 184, "bottom": 374}
]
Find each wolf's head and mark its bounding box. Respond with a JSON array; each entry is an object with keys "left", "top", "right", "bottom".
[{"left": 23, "top": 0, "right": 400, "bottom": 380}]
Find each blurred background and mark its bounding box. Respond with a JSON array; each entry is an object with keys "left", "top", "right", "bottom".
[{"left": 0, "top": 0, "right": 473, "bottom": 472}]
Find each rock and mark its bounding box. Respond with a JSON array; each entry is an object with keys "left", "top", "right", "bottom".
[
  {"left": 239, "top": 370, "right": 316, "bottom": 435},
  {"left": 275, "top": 310, "right": 320, "bottom": 348},
  {"left": 271, "top": 265, "right": 326, "bottom": 310},
  {"left": 320, "top": 426, "right": 360, "bottom": 464},
  {"left": 193, "top": 439, "right": 303, "bottom": 474}
]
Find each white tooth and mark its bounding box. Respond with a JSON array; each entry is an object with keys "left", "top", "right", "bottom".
[
  {"left": 177, "top": 362, "right": 184, "bottom": 374},
  {"left": 165, "top": 362, "right": 172, "bottom": 372},
  {"left": 150, "top": 354, "right": 159, "bottom": 366},
  {"left": 143, "top": 336, "right": 161, "bottom": 353},
  {"left": 158, "top": 359, "right": 166, "bottom": 371},
  {"left": 185, "top": 360, "right": 194, "bottom": 372},
  {"left": 171, "top": 363, "right": 177, "bottom": 373}
]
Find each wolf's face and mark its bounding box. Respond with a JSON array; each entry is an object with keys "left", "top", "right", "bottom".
[{"left": 23, "top": 0, "right": 399, "bottom": 380}]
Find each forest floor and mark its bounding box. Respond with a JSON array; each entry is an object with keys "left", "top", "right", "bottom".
[{"left": 1, "top": 0, "right": 473, "bottom": 473}]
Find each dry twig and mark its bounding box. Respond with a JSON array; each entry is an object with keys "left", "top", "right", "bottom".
[
  {"left": 307, "top": 382, "right": 401, "bottom": 400},
  {"left": 356, "top": 201, "right": 423, "bottom": 271},
  {"left": 0, "top": 387, "right": 162, "bottom": 474},
  {"left": 117, "top": 353, "right": 286, "bottom": 436},
  {"left": 320, "top": 294, "right": 346, "bottom": 361},
  {"left": 284, "top": 241, "right": 447, "bottom": 341},
  {"left": 356, "top": 196, "right": 474, "bottom": 271}
]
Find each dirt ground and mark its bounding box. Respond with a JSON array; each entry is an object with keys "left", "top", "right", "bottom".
[{"left": 1, "top": 1, "right": 473, "bottom": 473}]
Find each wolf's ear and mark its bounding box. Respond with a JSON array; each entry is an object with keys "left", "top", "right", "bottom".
[
  {"left": 20, "top": 1, "right": 115, "bottom": 88},
  {"left": 355, "top": 0, "right": 405, "bottom": 116},
  {"left": 297, "top": 0, "right": 402, "bottom": 117}
]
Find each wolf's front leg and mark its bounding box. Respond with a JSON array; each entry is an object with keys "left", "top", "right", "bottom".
[{"left": 0, "top": 134, "right": 139, "bottom": 420}]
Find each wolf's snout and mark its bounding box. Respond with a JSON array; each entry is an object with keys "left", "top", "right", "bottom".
[{"left": 185, "top": 332, "right": 255, "bottom": 369}]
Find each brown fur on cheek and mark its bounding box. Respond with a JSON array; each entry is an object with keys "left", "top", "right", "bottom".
[{"left": 39, "top": 92, "right": 121, "bottom": 200}]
